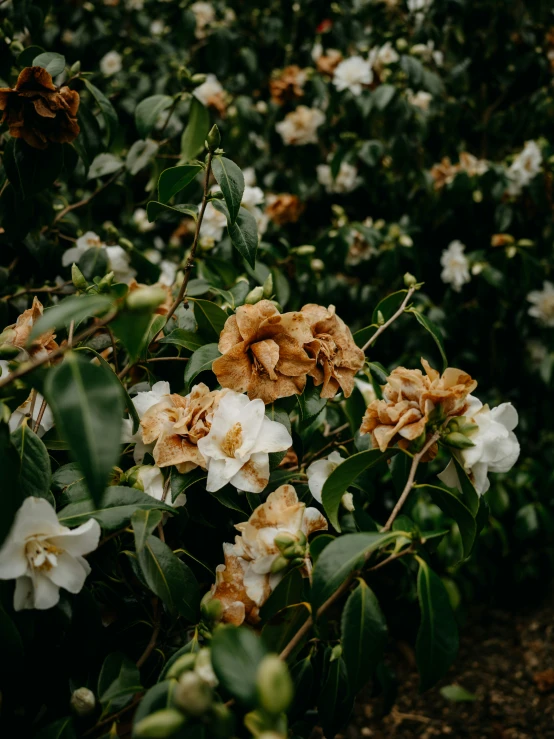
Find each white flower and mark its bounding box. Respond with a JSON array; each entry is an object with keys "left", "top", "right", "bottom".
[
  {"left": 506, "top": 141, "right": 542, "bottom": 196},
  {"left": 243, "top": 167, "right": 257, "bottom": 187},
  {"left": 406, "top": 89, "right": 433, "bottom": 111},
  {"left": 61, "top": 232, "right": 137, "bottom": 284},
  {"left": 311, "top": 42, "right": 323, "bottom": 62},
  {"left": 150, "top": 19, "right": 166, "bottom": 36},
  {"left": 354, "top": 377, "right": 377, "bottom": 406},
  {"left": 333, "top": 56, "right": 373, "bottom": 95},
  {"left": 193, "top": 74, "right": 224, "bottom": 107},
  {"left": 0, "top": 497, "right": 100, "bottom": 611},
  {"left": 376, "top": 42, "right": 399, "bottom": 66},
  {"left": 100, "top": 51, "right": 122, "bottom": 76},
  {"left": 135, "top": 465, "right": 187, "bottom": 507},
  {"left": 191, "top": 1, "right": 215, "bottom": 38},
  {"left": 197, "top": 391, "right": 292, "bottom": 493},
  {"left": 275, "top": 106, "right": 325, "bottom": 146},
  {"left": 241, "top": 186, "right": 268, "bottom": 235},
  {"left": 132, "top": 208, "right": 154, "bottom": 233},
  {"left": 438, "top": 395, "right": 520, "bottom": 495},
  {"left": 122, "top": 381, "right": 171, "bottom": 463},
  {"left": 317, "top": 161, "right": 359, "bottom": 194},
  {"left": 126, "top": 0, "right": 144, "bottom": 9},
  {"left": 9, "top": 393, "right": 54, "bottom": 439},
  {"left": 440, "top": 240, "right": 471, "bottom": 292},
  {"left": 159, "top": 259, "right": 177, "bottom": 287},
  {"left": 407, "top": 0, "right": 432, "bottom": 12},
  {"left": 527, "top": 281, "right": 554, "bottom": 327},
  {"left": 307, "top": 451, "right": 354, "bottom": 511}
]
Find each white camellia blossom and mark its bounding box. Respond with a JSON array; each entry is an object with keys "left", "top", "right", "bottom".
[
  {"left": 132, "top": 207, "right": 154, "bottom": 233},
  {"left": 193, "top": 74, "right": 224, "bottom": 107},
  {"left": 0, "top": 497, "right": 100, "bottom": 611},
  {"left": 191, "top": 1, "right": 215, "bottom": 39},
  {"left": 307, "top": 451, "right": 354, "bottom": 512},
  {"left": 506, "top": 140, "right": 542, "bottom": 196},
  {"left": 134, "top": 465, "right": 187, "bottom": 507},
  {"left": 527, "top": 281, "right": 554, "bottom": 327},
  {"left": 61, "top": 232, "right": 137, "bottom": 284},
  {"left": 122, "top": 381, "right": 171, "bottom": 463},
  {"left": 406, "top": 89, "right": 433, "bottom": 111},
  {"left": 333, "top": 56, "right": 373, "bottom": 95},
  {"left": 438, "top": 395, "right": 520, "bottom": 495},
  {"left": 440, "top": 240, "right": 471, "bottom": 292},
  {"left": 376, "top": 42, "right": 399, "bottom": 66},
  {"left": 100, "top": 51, "right": 122, "bottom": 76},
  {"left": 197, "top": 391, "right": 292, "bottom": 493},
  {"left": 275, "top": 106, "right": 325, "bottom": 146},
  {"left": 317, "top": 161, "right": 360, "bottom": 194},
  {"left": 150, "top": 19, "right": 166, "bottom": 36}
]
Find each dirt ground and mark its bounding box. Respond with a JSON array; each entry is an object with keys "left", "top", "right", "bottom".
[{"left": 348, "top": 592, "right": 554, "bottom": 739}]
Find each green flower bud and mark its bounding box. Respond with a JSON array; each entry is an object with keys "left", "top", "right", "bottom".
[
  {"left": 289, "top": 556, "right": 305, "bottom": 567},
  {"left": 458, "top": 421, "right": 479, "bottom": 435},
  {"left": 294, "top": 244, "right": 316, "bottom": 255},
  {"left": 70, "top": 687, "right": 96, "bottom": 717},
  {"left": 403, "top": 272, "right": 417, "bottom": 287},
  {"left": 71, "top": 263, "right": 88, "bottom": 290},
  {"left": 118, "top": 237, "right": 133, "bottom": 251},
  {"left": 270, "top": 555, "right": 289, "bottom": 574},
  {"left": 295, "top": 530, "right": 307, "bottom": 547},
  {"left": 209, "top": 703, "right": 234, "bottom": 739},
  {"left": 126, "top": 286, "right": 167, "bottom": 312},
  {"left": 200, "top": 592, "right": 224, "bottom": 622},
  {"left": 191, "top": 73, "right": 207, "bottom": 86},
  {"left": 206, "top": 124, "right": 221, "bottom": 152},
  {"left": 262, "top": 272, "right": 273, "bottom": 299},
  {"left": 244, "top": 286, "right": 264, "bottom": 305},
  {"left": 376, "top": 310, "right": 385, "bottom": 326},
  {"left": 165, "top": 652, "right": 197, "bottom": 680},
  {"left": 256, "top": 655, "right": 293, "bottom": 716},
  {"left": 174, "top": 671, "right": 213, "bottom": 717},
  {"left": 96, "top": 271, "right": 115, "bottom": 291},
  {"left": 274, "top": 532, "right": 296, "bottom": 551},
  {"left": 134, "top": 709, "right": 186, "bottom": 738},
  {"left": 70, "top": 60, "right": 81, "bottom": 76},
  {"left": 0, "top": 343, "right": 20, "bottom": 359},
  {"left": 444, "top": 431, "right": 476, "bottom": 449}
]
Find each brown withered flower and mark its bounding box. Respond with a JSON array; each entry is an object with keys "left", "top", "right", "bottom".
[
  {"left": 265, "top": 193, "right": 305, "bottom": 226},
  {"left": 430, "top": 157, "right": 458, "bottom": 191},
  {"left": 140, "top": 383, "right": 228, "bottom": 473},
  {"left": 360, "top": 358, "right": 477, "bottom": 455},
  {"left": 0, "top": 66, "right": 80, "bottom": 150},
  {"left": 269, "top": 65, "right": 307, "bottom": 105},
  {"left": 301, "top": 304, "right": 365, "bottom": 399},
  {"left": 316, "top": 49, "right": 343, "bottom": 76},
  {"left": 212, "top": 300, "right": 315, "bottom": 405},
  {"left": 0, "top": 296, "right": 58, "bottom": 360}
]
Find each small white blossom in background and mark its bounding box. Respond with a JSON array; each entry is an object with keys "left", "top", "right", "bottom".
[
  {"left": 61, "top": 232, "right": 137, "bottom": 284},
  {"left": 440, "top": 240, "right": 471, "bottom": 292},
  {"left": 275, "top": 106, "right": 325, "bottom": 146},
  {"left": 0, "top": 497, "right": 100, "bottom": 611},
  {"left": 307, "top": 451, "right": 354, "bottom": 512},
  {"left": 506, "top": 140, "right": 542, "bottom": 197},
  {"left": 193, "top": 74, "right": 224, "bottom": 107},
  {"left": 411, "top": 40, "right": 443, "bottom": 66},
  {"left": 132, "top": 208, "right": 154, "bottom": 233},
  {"left": 99, "top": 51, "right": 122, "bottom": 76},
  {"left": 333, "top": 56, "right": 373, "bottom": 95},
  {"left": 243, "top": 167, "right": 257, "bottom": 187},
  {"left": 125, "top": 0, "right": 144, "bottom": 9},
  {"left": 527, "top": 281, "right": 554, "bottom": 327},
  {"left": 241, "top": 185, "right": 268, "bottom": 234},
  {"left": 121, "top": 380, "right": 171, "bottom": 463},
  {"left": 191, "top": 1, "right": 215, "bottom": 39},
  {"left": 197, "top": 391, "right": 292, "bottom": 493},
  {"left": 199, "top": 201, "right": 228, "bottom": 244},
  {"left": 406, "top": 89, "right": 433, "bottom": 111},
  {"left": 376, "top": 42, "right": 399, "bottom": 66},
  {"left": 159, "top": 259, "right": 177, "bottom": 287},
  {"left": 407, "top": 0, "right": 433, "bottom": 12},
  {"left": 317, "top": 161, "right": 360, "bottom": 194},
  {"left": 438, "top": 395, "right": 520, "bottom": 495},
  {"left": 354, "top": 377, "right": 377, "bottom": 405},
  {"left": 150, "top": 19, "right": 166, "bottom": 36}
]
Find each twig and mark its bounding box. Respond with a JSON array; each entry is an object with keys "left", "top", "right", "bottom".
[
  {"left": 68, "top": 320, "right": 75, "bottom": 347},
  {"left": 381, "top": 432, "right": 441, "bottom": 532},
  {"left": 143, "top": 356, "right": 189, "bottom": 363},
  {"left": 98, "top": 527, "right": 130, "bottom": 547},
  {"left": 107, "top": 327, "right": 119, "bottom": 374},
  {"left": 157, "top": 97, "right": 180, "bottom": 137},
  {"left": 136, "top": 601, "right": 161, "bottom": 669},
  {"left": 2, "top": 281, "right": 72, "bottom": 302},
  {"left": 362, "top": 286, "right": 416, "bottom": 352},
  {"left": 48, "top": 169, "right": 123, "bottom": 229},
  {"left": 33, "top": 399, "right": 48, "bottom": 434},
  {"left": 82, "top": 693, "right": 144, "bottom": 737}
]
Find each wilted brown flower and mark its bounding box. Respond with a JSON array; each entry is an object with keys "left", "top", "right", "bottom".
[
  {"left": 212, "top": 300, "right": 315, "bottom": 404},
  {"left": 269, "top": 65, "right": 307, "bottom": 105},
  {"left": 316, "top": 49, "right": 343, "bottom": 76},
  {"left": 210, "top": 484, "right": 328, "bottom": 625},
  {"left": 0, "top": 66, "right": 80, "bottom": 150},
  {"left": 361, "top": 359, "right": 477, "bottom": 454},
  {"left": 301, "top": 304, "right": 365, "bottom": 399},
  {"left": 491, "top": 233, "right": 515, "bottom": 248},
  {"left": 265, "top": 193, "right": 305, "bottom": 226},
  {"left": 140, "top": 383, "right": 227, "bottom": 473},
  {"left": 0, "top": 297, "right": 58, "bottom": 359},
  {"left": 430, "top": 152, "right": 487, "bottom": 191}
]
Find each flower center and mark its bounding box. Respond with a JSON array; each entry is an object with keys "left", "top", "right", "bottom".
[
  {"left": 221, "top": 422, "right": 243, "bottom": 458},
  {"left": 25, "top": 538, "right": 63, "bottom": 572}
]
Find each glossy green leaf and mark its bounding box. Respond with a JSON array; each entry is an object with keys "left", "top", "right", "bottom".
[
  {"left": 125, "top": 139, "right": 159, "bottom": 175},
  {"left": 317, "top": 651, "right": 353, "bottom": 739},
  {"left": 184, "top": 343, "right": 221, "bottom": 391},
  {"left": 262, "top": 603, "right": 311, "bottom": 655},
  {"left": 212, "top": 201, "right": 258, "bottom": 268},
  {"left": 159, "top": 328, "right": 206, "bottom": 351},
  {"left": 11, "top": 422, "right": 51, "bottom": 499},
  {"left": 132, "top": 508, "right": 163, "bottom": 553},
  {"left": 43, "top": 353, "right": 124, "bottom": 504},
  {"left": 147, "top": 201, "right": 198, "bottom": 223},
  {"left": 78, "top": 245, "right": 109, "bottom": 279},
  {"left": 416, "top": 557, "right": 459, "bottom": 692},
  {"left": 260, "top": 567, "right": 306, "bottom": 622},
  {"left": 58, "top": 486, "right": 173, "bottom": 529},
  {"left": 297, "top": 382, "right": 327, "bottom": 422},
  {"left": 181, "top": 98, "right": 209, "bottom": 161},
  {"left": 33, "top": 51, "right": 66, "bottom": 76},
  {"left": 98, "top": 652, "right": 142, "bottom": 711},
  {"left": 192, "top": 299, "right": 227, "bottom": 340},
  {"left": 111, "top": 310, "right": 160, "bottom": 363},
  {"left": 211, "top": 156, "right": 245, "bottom": 223},
  {"left": 211, "top": 625, "right": 267, "bottom": 706},
  {"left": 33, "top": 718, "right": 76, "bottom": 739},
  {"left": 84, "top": 79, "right": 118, "bottom": 146},
  {"left": 417, "top": 483, "right": 476, "bottom": 559},
  {"left": 87, "top": 153, "right": 123, "bottom": 179},
  {"left": 451, "top": 456, "right": 480, "bottom": 516},
  {"left": 408, "top": 309, "right": 448, "bottom": 372},
  {"left": 170, "top": 467, "right": 207, "bottom": 502},
  {"left": 30, "top": 295, "right": 113, "bottom": 342},
  {"left": 13, "top": 139, "right": 64, "bottom": 197},
  {"left": 135, "top": 94, "right": 173, "bottom": 138},
  {"left": 158, "top": 164, "right": 202, "bottom": 204}
]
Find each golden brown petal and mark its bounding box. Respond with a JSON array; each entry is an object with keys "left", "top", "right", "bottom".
[{"left": 212, "top": 343, "right": 253, "bottom": 394}]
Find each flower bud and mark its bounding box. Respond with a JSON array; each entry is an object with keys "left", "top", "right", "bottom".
[
  {"left": 134, "top": 709, "right": 186, "bottom": 737},
  {"left": 126, "top": 286, "right": 167, "bottom": 312},
  {"left": 295, "top": 530, "right": 307, "bottom": 547},
  {"left": 262, "top": 272, "right": 273, "bottom": 299},
  {"left": 289, "top": 556, "right": 305, "bottom": 567},
  {"left": 71, "top": 263, "right": 88, "bottom": 290},
  {"left": 200, "top": 592, "right": 224, "bottom": 623},
  {"left": 256, "top": 655, "right": 293, "bottom": 715},
  {"left": 311, "top": 258, "right": 324, "bottom": 272},
  {"left": 70, "top": 687, "right": 96, "bottom": 717},
  {"left": 206, "top": 124, "right": 221, "bottom": 152},
  {"left": 270, "top": 555, "right": 289, "bottom": 574},
  {"left": 165, "top": 652, "right": 197, "bottom": 680},
  {"left": 403, "top": 272, "right": 417, "bottom": 287},
  {"left": 294, "top": 244, "right": 316, "bottom": 255},
  {"left": 70, "top": 60, "right": 81, "bottom": 76},
  {"left": 0, "top": 343, "right": 20, "bottom": 359},
  {"left": 274, "top": 532, "right": 296, "bottom": 551},
  {"left": 104, "top": 223, "right": 119, "bottom": 240},
  {"left": 376, "top": 310, "right": 385, "bottom": 326},
  {"left": 443, "top": 431, "right": 476, "bottom": 449},
  {"left": 341, "top": 492, "right": 354, "bottom": 512},
  {"left": 396, "top": 38, "right": 408, "bottom": 51},
  {"left": 174, "top": 671, "right": 213, "bottom": 717},
  {"left": 244, "top": 286, "right": 264, "bottom": 305},
  {"left": 209, "top": 703, "right": 234, "bottom": 739},
  {"left": 191, "top": 73, "right": 207, "bottom": 86},
  {"left": 118, "top": 237, "right": 134, "bottom": 251},
  {"left": 399, "top": 234, "right": 413, "bottom": 247},
  {"left": 96, "top": 271, "right": 115, "bottom": 290}
]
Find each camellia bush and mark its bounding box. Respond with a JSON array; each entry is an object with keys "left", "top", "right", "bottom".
[{"left": 0, "top": 0, "right": 552, "bottom": 737}]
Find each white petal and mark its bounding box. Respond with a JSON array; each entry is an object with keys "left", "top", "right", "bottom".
[
  {"left": 235, "top": 399, "right": 266, "bottom": 456},
  {"left": 490, "top": 402, "right": 518, "bottom": 432},
  {"left": 138, "top": 466, "right": 165, "bottom": 501},
  {"left": 61, "top": 245, "right": 86, "bottom": 267},
  {"left": 253, "top": 417, "right": 292, "bottom": 455},
  {"left": 33, "top": 572, "right": 61, "bottom": 609},
  {"left": 230, "top": 452, "right": 269, "bottom": 493},
  {"left": 205, "top": 458, "right": 234, "bottom": 492},
  {"left": 437, "top": 460, "right": 461, "bottom": 491},
  {"left": 306, "top": 459, "right": 333, "bottom": 503},
  {"left": 13, "top": 576, "right": 35, "bottom": 611},
  {"left": 48, "top": 552, "right": 89, "bottom": 593},
  {"left": 0, "top": 539, "right": 28, "bottom": 580},
  {"left": 50, "top": 518, "right": 101, "bottom": 557},
  {"left": 242, "top": 564, "right": 268, "bottom": 606},
  {"left": 10, "top": 497, "right": 62, "bottom": 541}
]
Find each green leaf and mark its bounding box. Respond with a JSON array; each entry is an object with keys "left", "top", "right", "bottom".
[
  {"left": 317, "top": 652, "right": 353, "bottom": 739},
  {"left": 297, "top": 382, "right": 327, "bottom": 422},
  {"left": 87, "top": 153, "right": 123, "bottom": 179},
  {"left": 184, "top": 343, "right": 221, "bottom": 391},
  {"left": 260, "top": 568, "right": 306, "bottom": 622},
  {"left": 30, "top": 295, "right": 113, "bottom": 342},
  {"left": 192, "top": 299, "right": 227, "bottom": 340},
  {"left": 33, "top": 718, "right": 76, "bottom": 739},
  {"left": 132, "top": 681, "right": 178, "bottom": 729},
  {"left": 18, "top": 45, "right": 44, "bottom": 67},
  {"left": 11, "top": 422, "right": 51, "bottom": 499},
  {"left": 171, "top": 467, "right": 207, "bottom": 502},
  {"left": 158, "top": 164, "right": 202, "bottom": 204},
  {"left": 13, "top": 139, "right": 64, "bottom": 197},
  {"left": 262, "top": 603, "right": 311, "bottom": 655},
  {"left": 372, "top": 83, "right": 396, "bottom": 110},
  {"left": 78, "top": 246, "right": 109, "bottom": 280},
  {"left": 58, "top": 486, "right": 173, "bottom": 529},
  {"left": 43, "top": 354, "right": 124, "bottom": 504},
  {"left": 451, "top": 456, "right": 480, "bottom": 516},
  {"left": 416, "top": 483, "right": 476, "bottom": 559},
  {"left": 415, "top": 557, "right": 459, "bottom": 692},
  {"left": 181, "top": 98, "right": 209, "bottom": 161},
  {"left": 137, "top": 535, "right": 199, "bottom": 620},
  {"left": 159, "top": 328, "right": 206, "bottom": 352},
  {"left": 147, "top": 201, "right": 198, "bottom": 223},
  {"left": 211, "top": 625, "right": 267, "bottom": 706},
  {"left": 408, "top": 309, "right": 448, "bottom": 372},
  {"left": 111, "top": 311, "right": 160, "bottom": 364},
  {"left": 0, "top": 424, "right": 26, "bottom": 547},
  {"left": 125, "top": 139, "right": 159, "bottom": 176},
  {"left": 83, "top": 79, "right": 119, "bottom": 146},
  {"left": 341, "top": 579, "right": 387, "bottom": 692},
  {"left": 135, "top": 94, "right": 173, "bottom": 138},
  {"left": 211, "top": 156, "right": 245, "bottom": 224},
  {"left": 311, "top": 531, "right": 405, "bottom": 612},
  {"left": 132, "top": 509, "right": 163, "bottom": 553},
  {"left": 98, "top": 652, "right": 142, "bottom": 712},
  {"left": 440, "top": 684, "right": 477, "bottom": 702},
  {"left": 212, "top": 201, "right": 258, "bottom": 268},
  {"left": 32, "top": 51, "right": 66, "bottom": 77},
  {"left": 322, "top": 449, "right": 395, "bottom": 531}
]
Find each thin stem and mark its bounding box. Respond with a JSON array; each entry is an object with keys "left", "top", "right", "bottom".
[
  {"left": 48, "top": 169, "right": 123, "bottom": 230},
  {"left": 136, "top": 601, "right": 161, "bottom": 669},
  {"left": 381, "top": 432, "right": 441, "bottom": 532},
  {"left": 157, "top": 97, "right": 180, "bottom": 137},
  {"left": 68, "top": 320, "right": 75, "bottom": 347},
  {"left": 33, "top": 399, "right": 48, "bottom": 434},
  {"left": 163, "top": 152, "right": 214, "bottom": 327},
  {"left": 361, "top": 286, "right": 416, "bottom": 352},
  {"left": 82, "top": 693, "right": 144, "bottom": 737},
  {"left": 143, "top": 356, "right": 189, "bottom": 363},
  {"left": 107, "top": 326, "right": 119, "bottom": 374},
  {"left": 2, "top": 281, "right": 72, "bottom": 302}
]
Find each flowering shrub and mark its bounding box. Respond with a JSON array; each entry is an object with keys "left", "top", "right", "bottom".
[{"left": 0, "top": 0, "right": 551, "bottom": 737}]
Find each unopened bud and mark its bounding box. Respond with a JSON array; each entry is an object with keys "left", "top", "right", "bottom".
[
  {"left": 96, "top": 271, "right": 115, "bottom": 290},
  {"left": 270, "top": 555, "right": 289, "bottom": 574},
  {"left": 376, "top": 310, "right": 385, "bottom": 326},
  {"left": 200, "top": 592, "right": 224, "bottom": 622},
  {"left": 165, "top": 652, "right": 197, "bottom": 680},
  {"left": 126, "top": 286, "right": 167, "bottom": 312},
  {"left": 274, "top": 532, "right": 296, "bottom": 551},
  {"left": 256, "top": 655, "right": 293, "bottom": 715},
  {"left": 104, "top": 223, "right": 119, "bottom": 240},
  {"left": 209, "top": 703, "right": 234, "bottom": 739},
  {"left": 191, "top": 73, "right": 207, "bottom": 85},
  {"left": 341, "top": 492, "right": 354, "bottom": 512},
  {"left": 206, "top": 124, "right": 221, "bottom": 151},
  {"left": 289, "top": 556, "right": 305, "bottom": 567},
  {"left": 118, "top": 237, "right": 133, "bottom": 251},
  {"left": 134, "top": 709, "right": 186, "bottom": 737},
  {"left": 0, "top": 343, "right": 20, "bottom": 359},
  {"left": 294, "top": 244, "right": 316, "bottom": 255},
  {"left": 262, "top": 272, "right": 273, "bottom": 299},
  {"left": 174, "top": 671, "right": 212, "bottom": 717},
  {"left": 295, "top": 530, "right": 307, "bottom": 547},
  {"left": 444, "top": 431, "right": 476, "bottom": 450},
  {"left": 70, "top": 687, "right": 96, "bottom": 717},
  {"left": 244, "top": 286, "right": 264, "bottom": 305},
  {"left": 404, "top": 272, "right": 417, "bottom": 287},
  {"left": 72, "top": 263, "right": 88, "bottom": 290},
  {"left": 70, "top": 60, "right": 81, "bottom": 76},
  {"left": 311, "top": 258, "right": 324, "bottom": 272}
]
